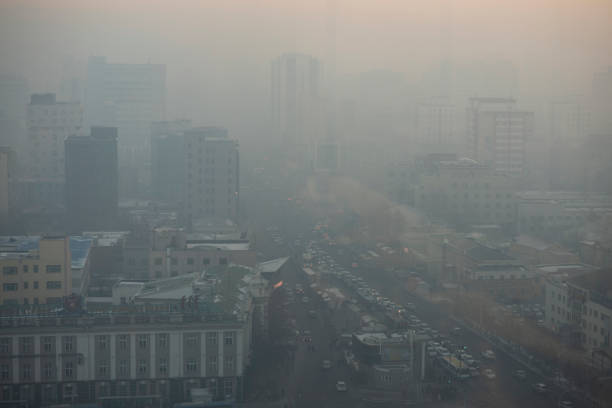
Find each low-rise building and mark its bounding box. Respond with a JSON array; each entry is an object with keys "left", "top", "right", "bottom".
[
  {"left": 415, "top": 158, "right": 518, "bottom": 229},
  {"left": 0, "top": 265, "right": 270, "bottom": 406},
  {"left": 544, "top": 268, "right": 611, "bottom": 352},
  {"left": 0, "top": 236, "right": 71, "bottom": 306}
]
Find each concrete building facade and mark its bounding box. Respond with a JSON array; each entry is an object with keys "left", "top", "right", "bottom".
[
  {"left": 65, "top": 127, "right": 118, "bottom": 232},
  {"left": 0, "top": 236, "right": 71, "bottom": 306}
]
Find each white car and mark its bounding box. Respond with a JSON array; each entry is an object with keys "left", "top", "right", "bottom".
[
  {"left": 483, "top": 368, "right": 496, "bottom": 379},
  {"left": 322, "top": 360, "right": 332, "bottom": 370},
  {"left": 481, "top": 349, "right": 496, "bottom": 360},
  {"left": 336, "top": 381, "right": 348, "bottom": 392}
]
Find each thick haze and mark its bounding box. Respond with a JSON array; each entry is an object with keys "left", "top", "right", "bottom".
[{"left": 1, "top": 0, "right": 611, "bottom": 141}]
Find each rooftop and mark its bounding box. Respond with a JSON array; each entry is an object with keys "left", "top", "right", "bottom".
[
  {"left": 258, "top": 257, "right": 289, "bottom": 274},
  {"left": 0, "top": 236, "right": 93, "bottom": 268},
  {"left": 467, "top": 244, "right": 514, "bottom": 262}
]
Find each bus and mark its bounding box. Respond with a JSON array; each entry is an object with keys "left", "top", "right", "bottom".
[{"left": 440, "top": 355, "right": 471, "bottom": 380}]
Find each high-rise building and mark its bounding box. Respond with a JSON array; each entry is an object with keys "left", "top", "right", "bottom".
[
  {"left": 151, "top": 120, "right": 192, "bottom": 203},
  {"left": 590, "top": 66, "right": 612, "bottom": 135},
  {"left": 65, "top": 127, "right": 118, "bottom": 232},
  {"left": 26, "top": 93, "right": 83, "bottom": 181},
  {"left": 467, "top": 97, "right": 533, "bottom": 176},
  {"left": 182, "top": 127, "right": 239, "bottom": 226},
  {"left": 415, "top": 98, "right": 456, "bottom": 152},
  {"left": 270, "top": 53, "right": 322, "bottom": 152},
  {"left": 0, "top": 74, "right": 28, "bottom": 154},
  {"left": 85, "top": 56, "right": 166, "bottom": 159},
  {"left": 0, "top": 147, "right": 12, "bottom": 223}
]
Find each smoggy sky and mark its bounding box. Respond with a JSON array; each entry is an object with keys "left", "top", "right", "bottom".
[{"left": 1, "top": 0, "right": 611, "bottom": 136}]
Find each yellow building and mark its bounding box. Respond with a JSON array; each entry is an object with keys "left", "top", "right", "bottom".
[{"left": 0, "top": 236, "right": 71, "bottom": 305}]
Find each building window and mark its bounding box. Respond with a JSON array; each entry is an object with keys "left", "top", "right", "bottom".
[
  {"left": 154, "top": 257, "right": 162, "bottom": 266},
  {"left": 207, "top": 332, "right": 217, "bottom": 345},
  {"left": 3, "top": 283, "right": 18, "bottom": 291},
  {"left": 223, "top": 378, "right": 233, "bottom": 398},
  {"left": 138, "top": 335, "right": 148, "bottom": 349},
  {"left": 2, "top": 266, "right": 17, "bottom": 275},
  {"left": 64, "top": 362, "right": 74, "bottom": 378},
  {"left": 20, "top": 337, "right": 33, "bottom": 353},
  {"left": 33, "top": 265, "right": 39, "bottom": 273},
  {"left": 0, "top": 338, "right": 9, "bottom": 353},
  {"left": 118, "top": 335, "right": 128, "bottom": 351},
  {"left": 42, "top": 336, "right": 53, "bottom": 353},
  {"left": 187, "top": 258, "right": 194, "bottom": 265},
  {"left": 186, "top": 334, "right": 197, "bottom": 347},
  {"left": 185, "top": 359, "right": 197, "bottom": 373},
  {"left": 46, "top": 281, "right": 62, "bottom": 289},
  {"left": 98, "top": 362, "right": 108, "bottom": 376},
  {"left": 23, "top": 265, "right": 29, "bottom": 273},
  {"left": 137, "top": 360, "right": 147, "bottom": 375},
  {"left": 63, "top": 383, "right": 74, "bottom": 401},
  {"left": 97, "top": 335, "right": 108, "bottom": 350},
  {"left": 46, "top": 265, "right": 61, "bottom": 273},
  {"left": 219, "top": 258, "right": 228, "bottom": 265},
  {"left": 22, "top": 363, "right": 32, "bottom": 380},
  {"left": 23, "top": 282, "right": 29, "bottom": 289},
  {"left": 43, "top": 362, "right": 54, "bottom": 379},
  {"left": 208, "top": 356, "right": 217, "bottom": 371},
  {"left": 158, "top": 334, "right": 168, "bottom": 349},
  {"left": 33, "top": 281, "right": 39, "bottom": 289},
  {"left": 119, "top": 360, "right": 128, "bottom": 376},
  {"left": 63, "top": 337, "right": 74, "bottom": 353},
  {"left": 171, "top": 257, "right": 178, "bottom": 266},
  {"left": 159, "top": 358, "right": 168, "bottom": 375},
  {"left": 224, "top": 332, "right": 234, "bottom": 346},
  {"left": 203, "top": 258, "right": 210, "bottom": 265},
  {"left": 0, "top": 364, "right": 8, "bottom": 380},
  {"left": 224, "top": 356, "right": 234, "bottom": 371}
]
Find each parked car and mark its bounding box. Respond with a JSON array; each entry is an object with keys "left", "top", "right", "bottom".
[
  {"left": 513, "top": 370, "right": 527, "bottom": 381},
  {"left": 483, "top": 368, "right": 496, "bottom": 379},
  {"left": 481, "top": 349, "right": 496, "bottom": 360},
  {"left": 532, "top": 383, "right": 549, "bottom": 394},
  {"left": 322, "top": 360, "right": 332, "bottom": 370},
  {"left": 336, "top": 381, "right": 348, "bottom": 392}
]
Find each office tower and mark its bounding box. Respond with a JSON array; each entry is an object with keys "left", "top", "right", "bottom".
[
  {"left": 590, "top": 66, "right": 612, "bottom": 135},
  {"left": 415, "top": 98, "right": 456, "bottom": 152},
  {"left": 85, "top": 56, "right": 166, "bottom": 157},
  {"left": 150, "top": 119, "right": 192, "bottom": 202},
  {"left": 0, "top": 74, "right": 28, "bottom": 157},
  {"left": 0, "top": 147, "right": 12, "bottom": 222},
  {"left": 182, "top": 127, "right": 239, "bottom": 226},
  {"left": 467, "top": 97, "right": 533, "bottom": 176},
  {"left": 270, "top": 53, "right": 323, "bottom": 150},
  {"left": 65, "top": 127, "right": 118, "bottom": 232},
  {"left": 26, "top": 94, "right": 83, "bottom": 181}
]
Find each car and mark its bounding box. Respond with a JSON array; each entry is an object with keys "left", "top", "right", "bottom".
[
  {"left": 322, "top": 360, "right": 332, "bottom": 370},
  {"left": 558, "top": 401, "right": 573, "bottom": 408},
  {"left": 303, "top": 329, "right": 311, "bottom": 336},
  {"left": 336, "top": 381, "right": 348, "bottom": 392},
  {"left": 302, "top": 297, "right": 310, "bottom": 303},
  {"left": 532, "top": 383, "right": 549, "bottom": 394},
  {"left": 308, "top": 310, "right": 317, "bottom": 318},
  {"left": 513, "top": 369, "right": 527, "bottom": 381},
  {"left": 481, "top": 349, "right": 496, "bottom": 360},
  {"left": 483, "top": 368, "right": 496, "bottom": 379}
]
